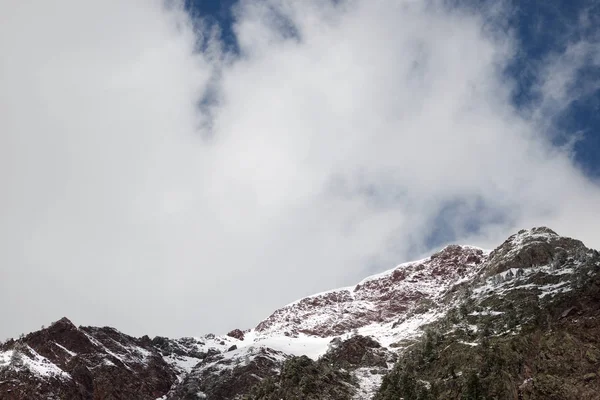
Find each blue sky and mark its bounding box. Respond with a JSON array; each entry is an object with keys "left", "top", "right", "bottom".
[
  {"left": 506, "top": 0, "right": 600, "bottom": 176},
  {"left": 188, "top": 0, "right": 600, "bottom": 176}
]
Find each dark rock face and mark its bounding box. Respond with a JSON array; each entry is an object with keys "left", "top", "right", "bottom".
[
  {"left": 0, "top": 319, "right": 177, "bottom": 400},
  {"left": 227, "top": 329, "right": 245, "bottom": 341},
  {"left": 152, "top": 335, "right": 207, "bottom": 359},
  {"left": 322, "top": 335, "right": 391, "bottom": 370}
]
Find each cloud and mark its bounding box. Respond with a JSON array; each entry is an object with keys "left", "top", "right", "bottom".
[
  {"left": 530, "top": 23, "right": 600, "bottom": 142},
  {"left": 1, "top": 0, "right": 599, "bottom": 339}
]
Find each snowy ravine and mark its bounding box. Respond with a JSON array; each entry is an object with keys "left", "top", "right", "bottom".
[{"left": 1, "top": 227, "right": 598, "bottom": 400}]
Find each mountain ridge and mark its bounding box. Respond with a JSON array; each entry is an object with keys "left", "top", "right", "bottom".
[{"left": 1, "top": 227, "right": 599, "bottom": 399}]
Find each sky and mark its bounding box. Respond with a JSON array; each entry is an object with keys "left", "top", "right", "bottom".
[{"left": 0, "top": 0, "right": 599, "bottom": 340}]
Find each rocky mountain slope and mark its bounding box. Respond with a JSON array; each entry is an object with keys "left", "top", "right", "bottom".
[{"left": 1, "top": 227, "right": 598, "bottom": 399}]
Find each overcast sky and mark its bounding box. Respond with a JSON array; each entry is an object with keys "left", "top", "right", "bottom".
[{"left": 1, "top": 0, "right": 599, "bottom": 340}]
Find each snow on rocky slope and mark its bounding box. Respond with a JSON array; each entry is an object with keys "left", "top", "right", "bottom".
[
  {"left": 163, "top": 227, "right": 600, "bottom": 399},
  {"left": 1, "top": 227, "right": 597, "bottom": 399},
  {"left": 159, "top": 244, "right": 489, "bottom": 399},
  {"left": 256, "top": 244, "right": 487, "bottom": 338},
  {"left": 0, "top": 317, "right": 176, "bottom": 399}
]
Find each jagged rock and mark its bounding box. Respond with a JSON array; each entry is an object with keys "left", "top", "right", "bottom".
[
  {"left": 0, "top": 318, "right": 177, "bottom": 399},
  {"left": 483, "top": 227, "right": 588, "bottom": 278},
  {"left": 321, "top": 335, "right": 389, "bottom": 369},
  {"left": 227, "top": 329, "right": 245, "bottom": 340}
]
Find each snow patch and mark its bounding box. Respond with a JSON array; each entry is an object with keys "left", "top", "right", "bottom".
[
  {"left": 0, "top": 347, "right": 71, "bottom": 380},
  {"left": 163, "top": 354, "right": 201, "bottom": 376},
  {"left": 352, "top": 367, "right": 384, "bottom": 400},
  {"left": 54, "top": 342, "right": 77, "bottom": 357}
]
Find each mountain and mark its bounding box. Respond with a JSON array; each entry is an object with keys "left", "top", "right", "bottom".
[{"left": 1, "top": 227, "right": 599, "bottom": 399}]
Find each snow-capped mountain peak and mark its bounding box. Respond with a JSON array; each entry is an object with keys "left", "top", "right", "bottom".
[
  {"left": 2, "top": 227, "right": 599, "bottom": 399},
  {"left": 255, "top": 244, "right": 487, "bottom": 339}
]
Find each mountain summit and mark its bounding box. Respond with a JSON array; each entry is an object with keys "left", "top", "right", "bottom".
[{"left": 1, "top": 227, "right": 599, "bottom": 399}]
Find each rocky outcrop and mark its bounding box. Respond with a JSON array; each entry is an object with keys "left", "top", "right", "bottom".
[
  {"left": 0, "top": 318, "right": 177, "bottom": 400},
  {"left": 227, "top": 329, "right": 245, "bottom": 341},
  {"left": 483, "top": 227, "right": 589, "bottom": 277},
  {"left": 322, "top": 335, "right": 393, "bottom": 370}
]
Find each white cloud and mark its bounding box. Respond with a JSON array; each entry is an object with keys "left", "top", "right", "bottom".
[{"left": 1, "top": 0, "right": 599, "bottom": 339}]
